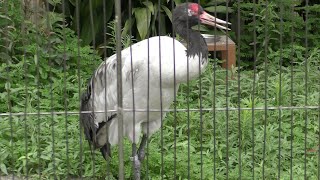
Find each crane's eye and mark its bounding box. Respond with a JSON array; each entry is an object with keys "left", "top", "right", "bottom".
[
  {"left": 188, "top": 9, "right": 199, "bottom": 17},
  {"left": 187, "top": 9, "right": 193, "bottom": 16}
]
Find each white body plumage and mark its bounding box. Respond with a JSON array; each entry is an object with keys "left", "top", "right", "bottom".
[{"left": 89, "top": 36, "right": 207, "bottom": 146}]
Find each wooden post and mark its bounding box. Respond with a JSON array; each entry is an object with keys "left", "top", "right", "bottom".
[
  {"left": 221, "top": 44, "right": 236, "bottom": 69},
  {"left": 204, "top": 35, "right": 236, "bottom": 70}
]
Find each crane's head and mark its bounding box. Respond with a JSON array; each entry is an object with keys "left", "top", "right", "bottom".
[{"left": 173, "top": 3, "right": 231, "bottom": 31}]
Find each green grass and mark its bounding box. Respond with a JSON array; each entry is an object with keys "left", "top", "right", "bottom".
[{"left": 1, "top": 51, "right": 319, "bottom": 179}]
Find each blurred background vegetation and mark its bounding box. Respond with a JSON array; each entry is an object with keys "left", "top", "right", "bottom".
[
  {"left": 7, "top": 0, "right": 319, "bottom": 63},
  {"left": 0, "top": 0, "right": 319, "bottom": 179}
]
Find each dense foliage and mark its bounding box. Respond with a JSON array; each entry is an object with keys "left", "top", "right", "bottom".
[
  {"left": 236, "top": 0, "right": 320, "bottom": 66},
  {"left": 0, "top": 0, "right": 319, "bottom": 179},
  {"left": 49, "top": 0, "right": 235, "bottom": 56}
]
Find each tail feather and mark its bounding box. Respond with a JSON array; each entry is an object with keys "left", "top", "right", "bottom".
[{"left": 80, "top": 77, "right": 117, "bottom": 160}]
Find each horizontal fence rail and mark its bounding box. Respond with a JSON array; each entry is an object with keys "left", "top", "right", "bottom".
[{"left": 1, "top": 106, "right": 320, "bottom": 117}]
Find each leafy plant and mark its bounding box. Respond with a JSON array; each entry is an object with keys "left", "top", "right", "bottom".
[
  {"left": 101, "top": 20, "right": 136, "bottom": 54},
  {"left": 236, "top": 0, "right": 320, "bottom": 66}
]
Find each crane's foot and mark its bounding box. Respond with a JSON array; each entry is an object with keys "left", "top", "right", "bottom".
[
  {"left": 130, "top": 155, "right": 141, "bottom": 180},
  {"left": 130, "top": 134, "right": 148, "bottom": 179}
]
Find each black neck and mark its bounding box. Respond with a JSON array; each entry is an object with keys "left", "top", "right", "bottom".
[{"left": 174, "top": 22, "right": 208, "bottom": 58}]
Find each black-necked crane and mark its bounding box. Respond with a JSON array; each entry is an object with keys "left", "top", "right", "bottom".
[{"left": 80, "top": 2, "right": 230, "bottom": 179}]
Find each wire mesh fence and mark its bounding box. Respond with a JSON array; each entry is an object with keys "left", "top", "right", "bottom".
[{"left": 0, "top": 0, "right": 320, "bottom": 179}]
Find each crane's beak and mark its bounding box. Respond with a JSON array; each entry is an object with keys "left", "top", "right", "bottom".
[{"left": 199, "top": 12, "right": 231, "bottom": 30}]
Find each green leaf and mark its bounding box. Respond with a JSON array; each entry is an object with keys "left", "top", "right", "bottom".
[
  {"left": 0, "top": 14, "right": 11, "bottom": 21},
  {"left": 47, "top": 0, "right": 61, "bottom": 6},
  {"left": 143, "top": 1, "right": 154, "bottom": 15},
  {"left": 158, "top": 13, "right": 167, "bottom": 35},
  {"left": 206, "top": 0, "right": 227, "bottom": 6},
  {"left": 151, "top": 4, "right": 159, "bottom": 36},
  {"left": 134, "top": 8, "right": 151, "bottom": 40},
  {"left": 204, "top": 6, "right": 234, "bottom": 13},
  {"left": 122, "top": 18, "right": 135, "bottom": 37},
  {"left": 161, "top": 5, "right": 172, "bottom": 22},
  {"left": 68, "top": 0, "right": 76, "bottom": 6},
  {"left": 173, "top": 0, "right": 183, "bottom": 5},
  {"left": 77, "top": 0, "right": 114, "bottom": 45},
  {"left": 0, "top": 163, "right": 8, "bottom": 175}
]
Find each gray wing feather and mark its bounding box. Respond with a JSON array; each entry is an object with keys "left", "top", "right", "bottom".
[
  {"left": 80, "top": 55, "right": 119, "bottom": 159},
  {"left": 80, "top": 81, "right": 96, "bottom": 144}
]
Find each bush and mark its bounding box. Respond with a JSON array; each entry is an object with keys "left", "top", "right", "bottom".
[
  {"left": 0, "top": 0, "right": 100, "bottom": 113},
  {"left": 236, "top": 0, "right": 320, "bottom": 66}
]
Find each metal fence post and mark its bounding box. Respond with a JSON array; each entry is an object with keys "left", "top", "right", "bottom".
[{"left": 115, "top": 0, "right": 124, "bottom": 179}]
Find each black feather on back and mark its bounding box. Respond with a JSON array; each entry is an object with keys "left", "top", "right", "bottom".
[{"left": 80, "top": 80, "right": 97, "bottom": 145}]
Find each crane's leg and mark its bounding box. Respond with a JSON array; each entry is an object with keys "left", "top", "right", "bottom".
[
  {"left": 131, "top": 142, "right": 141, "bottom": 180},
  {"left": 137, "top": 134, "right": 148, "bottom": 161},
  {"left": 131, "top": 153, "right": 141, "bottom": 180},
  {"left": 131, "top": 134, "right": 148, "bottom": 180}
]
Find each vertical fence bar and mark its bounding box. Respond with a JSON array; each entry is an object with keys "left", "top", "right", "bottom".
[
  {"left": 262, "top": 1, "right": 269, "bottom": 179},
  {"left": 3, "top": 0, "right": 14, "bottom": 179},
  {"left": 252, "top": 0, "right": 257, "bottom": 178},
  {"left": 318, "top": 68, "right": 320, "bottom": 179},
  {"left": 304, "top": 0, "right": 309, "bottom": 179},
  {"left": 213, "top": 1, "right": 218, "bottom": 179},
  {"left": 185, "top": 2, "right": 191, "bottom": 180},
  {"left": 195, "top": 1, "right": 203, "bottom": 180},
  {"left": 42, "top": 0, "right": 57, "bottom": 179},
  {"left": 157, "top": 0, "right": 165, "bottom": 178},
  {"left": 34, "top": 1, "right": 41, "bottom": 179},
  {"left": 0, "top": 0, "right": 3, "bottom": 172},
  {"left": 289, "top": 3, "right": 294, "bottom": 180},
  {"left": 278, "top": 1, "right": 284, "bottom": 179},
  {"left": 102, "top": 0, "right": 111, "bottom": 179},
  {"left": 22, "top": 59, "right": 29, "bottom": 180},
  {"left": 21, "top": 1, "right": 30, "bottom": 178},
  {"left": 170, "top": 2, "right": 177, "bottom": 180},
  {"left": 236, "top": 0, "right": 242, "bottom": 178},
  {"left": 146, "top": 0, "right": 151, "bottom": 178},
  {"left": 114, "top": 0, "right": 124, "bottom": 179},
  {"left": 75, "top": 0, "right": 84, "bottom": 178},
  {"left": 61, "top": 1, "right": 70, "bottom": 178},
  {"left": 128, "top": 0, "right": 137, "bottom": 178},
  {"left": 225, "top": 0, "right": 229, "bottom": 178},
  {"left": 88, "top": 0, "right": 97, "bottom": 176}
]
